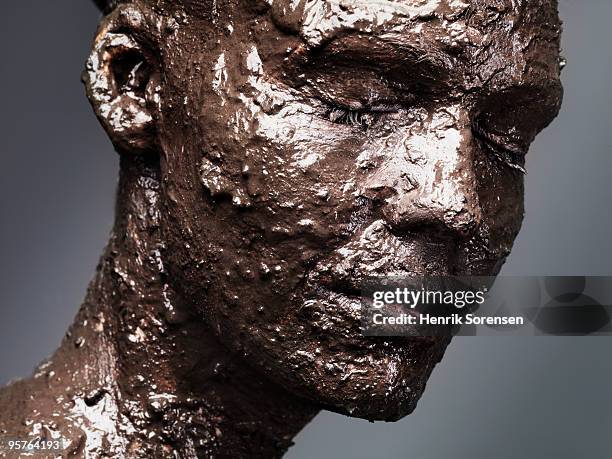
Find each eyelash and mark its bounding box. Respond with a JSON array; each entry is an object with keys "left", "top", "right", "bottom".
[
  {"left": 472, "top": 122, "right": 527, "bottom": 174},
  {"left": 327, "top": 107, "right": 379, "bottom": 128}
]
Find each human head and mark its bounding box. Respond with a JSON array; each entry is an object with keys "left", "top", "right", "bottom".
[{"left": 85, "top": 0, "right": 562, "bottom": 420}]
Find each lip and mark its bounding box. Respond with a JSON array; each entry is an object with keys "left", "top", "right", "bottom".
[
  {"left": 311, "top": 263, "right": 405, "bottom": 297},
  {"left": 309, "top": 284, "right": 436, "bottom": 344},
  {"left": 310, "top": 284, "right": 364, "bottom": 321}
]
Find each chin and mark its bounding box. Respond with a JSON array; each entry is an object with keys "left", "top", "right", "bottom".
[
  {"left": 294, "top": 337, "right": 450, "bottom": 421},
  {"left": 226, "top": 281, "right": 452, "bottom": 421},
  {"left": 255, "top": 322, "right": 451, "bottom": 421}
]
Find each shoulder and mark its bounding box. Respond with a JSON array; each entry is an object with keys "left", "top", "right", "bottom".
[{"left": 0, "top": 372, "right": 86, "bottom": 456}]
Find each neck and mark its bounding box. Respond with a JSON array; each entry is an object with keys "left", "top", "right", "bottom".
[{"left": 53, "top": 156, "right": 319, "bottom": 458}]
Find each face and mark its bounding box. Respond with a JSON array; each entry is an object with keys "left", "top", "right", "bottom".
[{"left": 89, "top": 0, "right": 562, "bottom": 420}]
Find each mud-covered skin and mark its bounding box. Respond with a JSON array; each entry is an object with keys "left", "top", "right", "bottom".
[{"left": 0, "top": 0, "right": 563, "bottom": 457}]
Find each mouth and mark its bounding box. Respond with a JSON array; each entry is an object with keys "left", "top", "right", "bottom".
[
  {"left": 299, "top": 219, "right": 463, "bottom": 340},
  {"left": 306, "top": 277, "right": 438, "bottom": 347},
  {"left": 307, "top": 283, "right": 363, "bottom": 321}
]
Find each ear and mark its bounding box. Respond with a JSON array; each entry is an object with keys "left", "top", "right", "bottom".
[{"left": 83, "top": 6, "right": 160, "bottom": 154}]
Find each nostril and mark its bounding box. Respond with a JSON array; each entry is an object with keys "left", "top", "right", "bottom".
[
  {"left": 384, "top": 213, "right": 453, "bottom": 241},
  {"left": 383, "top": 202, "right": 481, "bottom": 241},
  {"left": 386, "top": 220, "right": 456, "bottom": 241},
  {"left": 361, "top": 185, "right": 398, "bottom": 203}
]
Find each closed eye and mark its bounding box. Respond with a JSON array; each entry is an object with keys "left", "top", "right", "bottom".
[
  {"left": 325, "top": 103, "right": 399, "bottom": 129},
  {"left": 472, "top": 121, "right": 527, "bottom": 174},
  {"left": 328, "top": 107, "right": 377, "bottom": 128}
]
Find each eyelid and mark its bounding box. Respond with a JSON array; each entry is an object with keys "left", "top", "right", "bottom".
[
  {"left": 472, "top": 121, "right": 527, "bottom": 173},
  {"left": 327, "top": 106, "right": 379, "bottom": 127},
  {"left": 319, "top": 95, "right": 409, "bottom": 130},
  {"left": 472, "top": 120, "right": 529, "bottom": 153},
  {"left": 321, "top": 97, "right": 400, "bottom": 114}
]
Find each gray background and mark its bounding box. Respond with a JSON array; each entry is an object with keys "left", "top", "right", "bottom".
[{"left": 0, "top": 1, "right": 610, "bottom": 458}]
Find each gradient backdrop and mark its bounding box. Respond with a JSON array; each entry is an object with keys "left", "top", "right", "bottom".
[{"left": 1, "top": 1, "right": 610, "bottom": 458}]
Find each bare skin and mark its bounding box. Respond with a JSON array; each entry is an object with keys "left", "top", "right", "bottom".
[{"left": 0, "top": 0, "right": 562, "bottom": 458}]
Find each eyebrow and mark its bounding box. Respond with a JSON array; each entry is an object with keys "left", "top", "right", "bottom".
[
  {"left": 286, "top": 34, "right": 458, "bottom": 88},
  {"left": 282, "top": 33, "right": 562, "bottom": 112}
]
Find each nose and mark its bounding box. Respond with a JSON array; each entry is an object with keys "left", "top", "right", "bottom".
[{"left": 360, "top": 111, "right": 483, "bottom": 239}]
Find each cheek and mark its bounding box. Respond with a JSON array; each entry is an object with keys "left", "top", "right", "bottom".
[
  {"left": 475, "top": 150, "right": 525, "bottom": 246},
  {"left": 242, "top": 109, "right": 369, "bottom": 240},
  {"left": 158, "top": 108, "right": 363, "bottom": 322}
]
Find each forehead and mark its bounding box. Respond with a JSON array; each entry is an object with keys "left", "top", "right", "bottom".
[
  {"left": 174, "top": 0, "right": 561, "bottom": 95},
  {"left": 270, "top": 0, "right": 470, "bottom": 46},
  {"left": 265, "top": 0, "right": 559, "bottom": 41}
]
